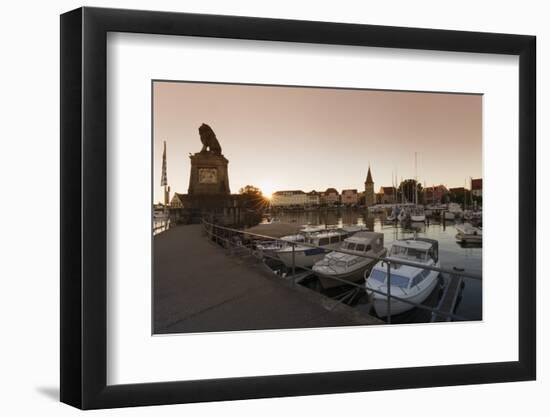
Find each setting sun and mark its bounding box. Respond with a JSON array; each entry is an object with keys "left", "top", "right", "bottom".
[{"left": 257, "top": 179, "right": 276, "bottom": 200}]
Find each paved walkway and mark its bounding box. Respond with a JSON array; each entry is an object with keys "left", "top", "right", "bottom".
[{"left": 154, "top": 225, "right": 381, "bottom": 334}]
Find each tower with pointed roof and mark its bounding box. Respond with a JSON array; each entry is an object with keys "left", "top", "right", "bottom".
[{"left": 364, "top": 166, "right": 375, "bottom": 207}]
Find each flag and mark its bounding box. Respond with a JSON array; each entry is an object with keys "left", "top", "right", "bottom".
[{"left": 161, "top": 141, "right": 168, "bottom": 186}]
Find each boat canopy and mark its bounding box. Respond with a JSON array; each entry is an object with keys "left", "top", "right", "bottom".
[
  {"left": 344, "top": 231, "right": 384, "bottom": 252},
  {"left": 392, "top": 238, "right": 438, "bottom": 263},
  {"left": 412, "top": 238, "right": 438, "bottom": 262}
]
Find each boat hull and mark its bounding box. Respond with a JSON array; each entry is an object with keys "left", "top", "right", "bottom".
[
  {"left": 316, "top": 260, "right": 375, "bottom": 289},
  {"left": 277, "top": 246, "right": 330, "bottom": 269},
  {"left": 410, "top": 215, "right": 425, "bottom": 222},
  {"left": 456, "top": 233, "right": 482, "bottom": 244}
]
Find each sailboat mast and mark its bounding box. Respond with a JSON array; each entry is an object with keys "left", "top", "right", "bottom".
[{"left": 414, "top": 152, "right": 418, "bottom": 205}]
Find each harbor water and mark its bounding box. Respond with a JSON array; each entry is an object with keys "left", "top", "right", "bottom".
[{"left": 265, "top": 209, "right": 482, "bottom": 323}]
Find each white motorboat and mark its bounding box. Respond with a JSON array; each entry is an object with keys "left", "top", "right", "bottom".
[
  {"left": 341, "top": 224, "right": 369, "bottom": 233},
  {"left": 256, "top": 234, "right": 306, "bottom": 259},
  {"left": 300, "top": 224, "right": 326, "bottom": 233},
  {"left": 455, "top": 223, "right": 482, "bottom": 244},
  {"left": 365, "top": 238, "right": 440, "bottom": 317},
  {"left": 443, "top": 211, "right": 456, "bottom": 220},
  {"left": 276, "top": 229, "right": 353, "bottom": 269},
  {"left": 313, "top": 232, "right": 387, "bottom": 289},
  {"left": 444, "top": 203, "right": 463, "bottom": 220},
  {"left": 410, "top": 206, "right": 426, "bottom": 223}
]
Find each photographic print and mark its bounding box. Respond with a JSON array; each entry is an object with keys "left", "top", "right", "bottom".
[{"left": 152, "top": 81, "right": 482, "bottom": 334}]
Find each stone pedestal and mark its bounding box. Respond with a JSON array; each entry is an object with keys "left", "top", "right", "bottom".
[{"left": 188, "top": 151, "right": 230, "bottom": 195}]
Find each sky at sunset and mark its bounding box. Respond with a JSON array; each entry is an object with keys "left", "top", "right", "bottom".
[{"left": 153, "top": 81, "right": 482, "bottom": 203}]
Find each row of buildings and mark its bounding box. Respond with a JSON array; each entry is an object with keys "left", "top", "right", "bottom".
[{"left": 270, "top": 167, "right": 482, "bottom": 208}]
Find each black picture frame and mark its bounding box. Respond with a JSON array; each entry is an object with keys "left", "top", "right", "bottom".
[{"left": 60, "top": 6, "right": 536, "bottom": 410}]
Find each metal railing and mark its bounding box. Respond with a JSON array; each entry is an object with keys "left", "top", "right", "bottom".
[
  {"left": 201, "top": 219, "right": 482, "bottom": 323},
  {"left": 153, "top": 217, "right": 171, "bottom": 235}
]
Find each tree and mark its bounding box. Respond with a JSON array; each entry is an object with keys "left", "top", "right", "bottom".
[
  {"left": 239, "top": 185, "right": 262, "bottom": 196},
  {"left": 398, "top": 179, "right": 423, "bottom": 204},
  {"left": 239, "top": 185, "right": 268, "bottom": 210}
]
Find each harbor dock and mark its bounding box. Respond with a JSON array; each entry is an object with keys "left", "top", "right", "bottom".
[
  {"left": 431, "top": 274, "right": 464, "bottom": 322},
  {"left": 154, "top": 224, "right": 383, "bottom": 334}
]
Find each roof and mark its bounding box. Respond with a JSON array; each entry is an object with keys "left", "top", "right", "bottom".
[
  {"left": 325, "top": 187, "right": 338, "bottom": 194},
  {"left": 380, "top": 186, "right": 396, "bottom": 194},
  {"left": 449, "top": 187, "right": 467, "bottom": 193},
  {"left": 172, "top": 193, "right": 186, "bottom": 201},
  {"left": 365, "top": 167, "right": 374, "bottom": 184},
  {"left": 342, "top": 189, "right": 358, "bottom": 194},
  {"left": 346, "top": 231, "right": 384, "bottom": 243},
  {"left": 273, "top": 190, "right": 305, "bottom": 195},
  {"left": 394, "top": 238, "right": 436, "bottom": 250}
]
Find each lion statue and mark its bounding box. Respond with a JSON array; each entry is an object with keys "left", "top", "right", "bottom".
[{"left": 198, "top": 123, "right": 222, "bottom": 155}]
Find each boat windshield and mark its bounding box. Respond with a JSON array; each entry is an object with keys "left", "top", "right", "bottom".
[
  {"left": 390, "top": 245, "right": 427, "bottom": 261},
  {"left": 342, "top": 241, "right": 356, "bottom": 250},
  {"left": 369, "top": 269, "right": 410, "bottom": 288}
]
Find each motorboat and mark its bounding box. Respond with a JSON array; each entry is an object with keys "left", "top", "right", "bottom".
[
  {"left": 365, "top": 238, "right": 440, "bottom": 317},
  {"left": 341, "top": 224, "right": 369, "bottom": 233},
  {"left": 276, "top": 229, "right": 354, "bottom": 269},
  {"left": 444, "top": 203, "right": 463, "bottom": 220},
  {"left": 256, "top": 234, "right": 306, "bottom": 259},
  {"left": 410, "top": 206, "right": 426, "bottom": 223},
  {"left": 443, "top": 211, "right": 456, "bottom": 220},
  {"left": 300, "top": 224, "right": 326, "bottom": 233},
  {"left": 313, "top": 232, "right": 387, "bottom": 289},
  {"left": 455, "top": 223, "right": 482, "bottom": 244}
]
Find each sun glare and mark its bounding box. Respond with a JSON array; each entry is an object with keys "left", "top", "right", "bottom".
[{"left": 258, "top": 179, "right": 276, "bottom": 200}]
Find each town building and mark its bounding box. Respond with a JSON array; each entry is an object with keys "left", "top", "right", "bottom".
[
  {"left": 364, "top": 166, "right": 375, "bottom": 207},
  {"left": 170, "top": 192, "right": 186, "bottom": 208},
  {"left": 423, "top": 185, "right": 448, "bottom": 205},
  {"left": 377, "top": 186, "right": 397, "bottom": 204},
  {"left": 341, "top": 189, "right": 358, "bottom": 206},
  {"left": 449, "top": 187, "right": 467, "bottom": 195},
  {"left": 306, "top": 190, "right": 320, "bottom": 206},
  {"left": 321, "top": 188, "right": 340, "bottom": 206},
  {"left": 471, "top": 178, "right": 482, "bottom": 197},
  {"left": 271, "top": 190, "right": 308, "bottom": 207}
]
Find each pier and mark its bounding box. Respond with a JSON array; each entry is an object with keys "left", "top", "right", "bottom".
[
  {"left": 431, "top": 273, "right": 464, "bottom": 322},
  {"left": 154, "top": 224, "right": 383, "bottom": 334}
]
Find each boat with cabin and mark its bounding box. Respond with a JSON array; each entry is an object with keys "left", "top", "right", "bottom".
[
  {"left": 276, "top": 229, "right": 354, "bottom": 269},
  {"left": 255, "top": 234, "right": 306, "bottom": 259},
  {"left": 455, "top": 223, "right": 482, "bottom": 244},
  {"left": 313, "top": 232, "right": 386, "bottom": 289},
  {"left": 365, "top": 238, "right": 440, "bottom": 317}
]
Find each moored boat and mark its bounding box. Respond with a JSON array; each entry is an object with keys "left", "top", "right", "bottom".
[
  {"left": 256, "top": 234, "right": 306, "bottom": 258},
  {"left": 365, "top": 238, "right": 440, "bottom": 317},
  {"left": 313, "top": 232, "right": 387, "bottom": 289},
  {"left": 455, "top": 223, "right": 482, "bottom": 244},
  {"left": 276, "top": 229, "right": 353, "bottom": 269},
  {"left": 410, "top": 206, "right": 426, "bottom": 222}
]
